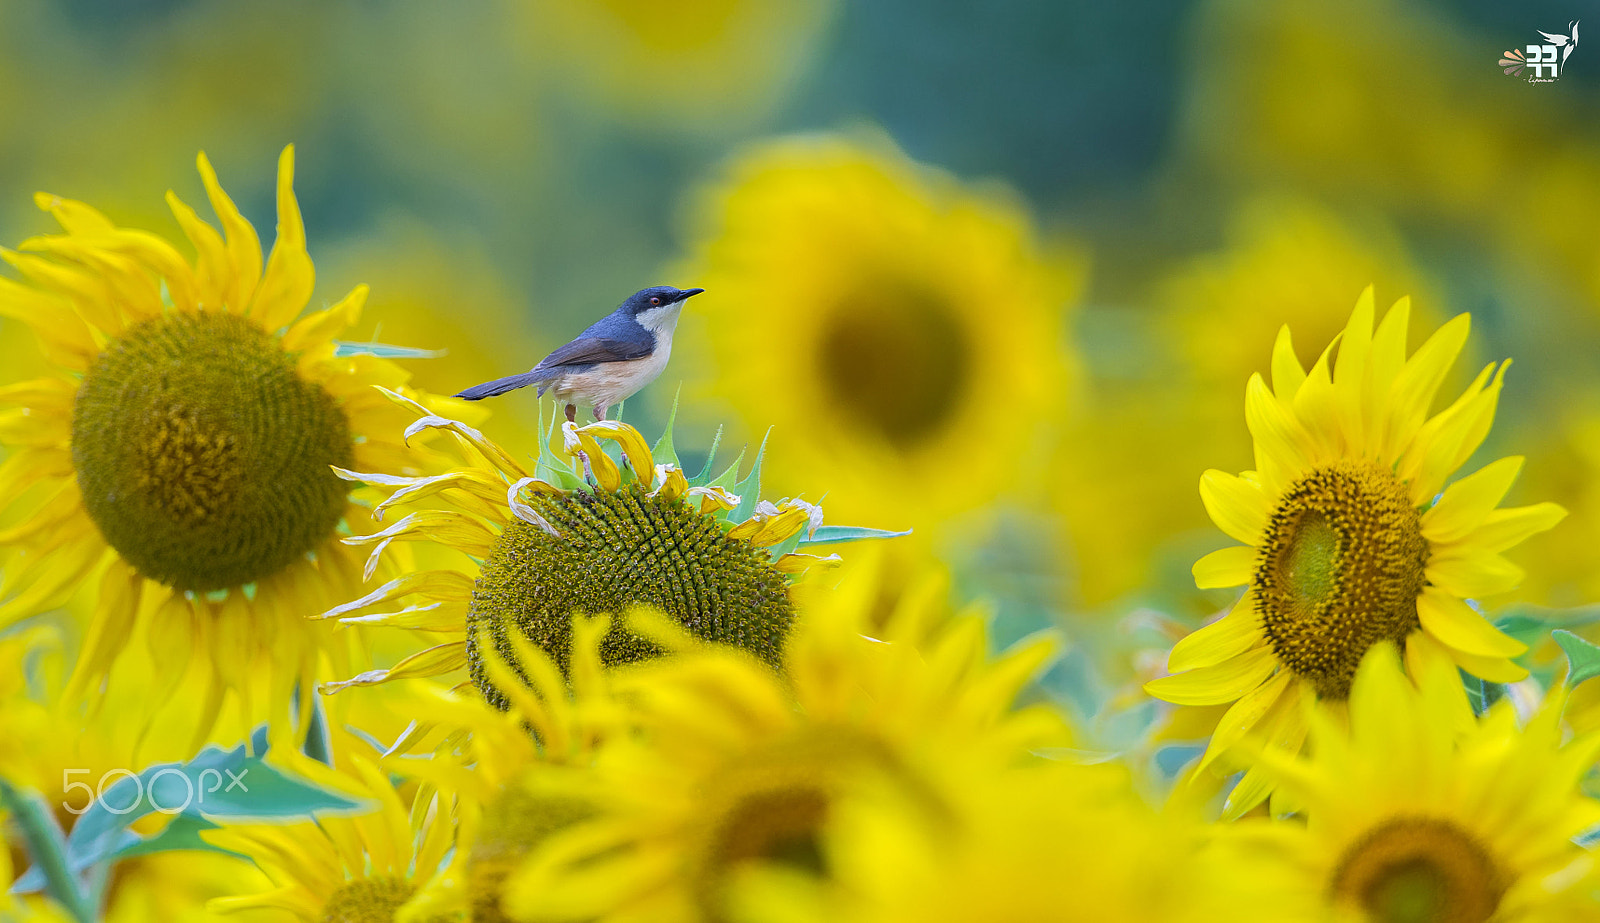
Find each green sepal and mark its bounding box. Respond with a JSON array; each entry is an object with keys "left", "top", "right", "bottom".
[
  {"left": 731, "top": 428, "right": 771, "bottom": 522},
  {"left": 333, "top": 341, "right": 446, "bottom": 359},
  {"left": 1554, "top": 629, "right": 1600, "bottom": 688},
  {"left": 691, "top": 425, "right": 725, "bottom": 486},
  {"left": 710, "top": 445, "right": 746, "bottom": 492},
  {"left": 799, "top": 525, "right": 913, "bottom": 546},
  {"left": 533, "top": 400, "right": 586, "bottom": 491},
  {"left": 652, "top": 386, "right": 683, "bottom": 469}
]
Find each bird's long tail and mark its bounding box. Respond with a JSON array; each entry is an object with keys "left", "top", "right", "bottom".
[{"left": 455, "top": 371, "right": 546, "bottom": 401}]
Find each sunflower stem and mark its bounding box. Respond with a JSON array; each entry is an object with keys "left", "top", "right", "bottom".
[{"left": 0, "top": 778, "right": 97, "bottom": 923}]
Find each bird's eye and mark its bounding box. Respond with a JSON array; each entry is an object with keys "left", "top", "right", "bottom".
[{"left": 650, "top": 296, "right": 661, "bottom": 305}]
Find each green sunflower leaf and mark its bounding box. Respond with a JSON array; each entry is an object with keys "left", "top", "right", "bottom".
[
  {"left": 12, "top": 726, "right": 364, "bottom": 896},
  {"left": 1553, "top": 630, "right": 1600, "bottom": 688},
  {"left": 798, "top": 525, "right": 913, "bottom": 546}
]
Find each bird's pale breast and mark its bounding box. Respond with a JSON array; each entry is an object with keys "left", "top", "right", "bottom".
[{"left": 546, "top": 332, "right": 673, "bottom": 408}]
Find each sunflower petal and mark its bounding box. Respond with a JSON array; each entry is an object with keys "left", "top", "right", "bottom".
[
  {"left": 196, "top": 150, "right": 262, "bottom": 312},
  {"left": 1445, "top": 645, "right": 1529, "bottom": 684},
  {"left": 1384, "top": 312, "right": 1471, "bottom": 452},
  {"left": 1415, "top": 586, "right": 1526, "bottom": 658},
  {"left": 1144, "top": 644, "right": 1278, "bottom": 706},
  {"left": 1192, "top": 545, "right": 1255, "bottom": 590},
  {"left": 1169, "top": 600, "right": 1262, "bottom": 672},
  {"left": 1425, "top": 549, "right": 1524, "bottom": 600},
  {"left": 1469, "top": 502, "right": 1566, "bottom": 554},
  {"left": 1421, "top": 456, "right": 1523, "bottom": 543},
  {"left": 1246, "top": 373, "right": 1314, "bottom": 480},
  {"left": 1270, "top": 325, "right": 1306, "bottom": 399},
  {"left": 284, "top": 285, "right": 367, "bottom": 353},
  {"left": 1333, "top": 285, "right": 1375, "bottom": 443},
  {"left": 1199, "top": 470, "right": 1270, "bottom": 545},
  {"left": 249, "top": 146, "right": 314, "bottom": 331},
  {"left": 1196, "top": 666, "right": 1291, "bottom": 772}
]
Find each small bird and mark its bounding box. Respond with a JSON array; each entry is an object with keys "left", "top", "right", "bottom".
[{"left": 456, "top": 285, "right": 704, "bottom": 422}]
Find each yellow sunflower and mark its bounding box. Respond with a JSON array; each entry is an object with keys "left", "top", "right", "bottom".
[
  {"left": 320, "top": 391, "right": 890, "bottom": 706},
  {"left": 205, "top": 756, "right": 456, "bottom": 922},
  {"left": 1145, "top": 289, "right": 1566, "bottom": 816},
  {"left": 1220, "top": 642, "right": 1600, "bottom": 922},
  {"left": 501, "top": 555, "right": 1064, "bottom": 922},
  {"left": 678, "top": 134, "right": 1080, "bottom": 540},
  {"left": 1056, "top": 196, "right": 1445, "bottom": 605},
  {"left": 0, "top": 146, "right": 463, "bottom": 732}
]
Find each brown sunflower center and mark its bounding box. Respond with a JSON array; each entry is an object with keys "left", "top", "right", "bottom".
[
  {"left": 691, "top": 730, "right": 895, "bottom": 920},
  {"left": 320, "top": 875, "right": 414, "bottom": 923},
  {"left": 465, "top": 483, "right": 794, "bottom": 709},
  {"left": 70, "top": 311, "right": 353, "bottom": 592},
  {"left": 816, "top": 281, "right": 970, "bottom": 450},
  {"left": 1331, "top": 817, "right": 1504, "bottom": 923},
  {"left": 1254, "top": 460, "right": 1429, "bottom": 699},
  {"left": 467, "top": 782, "right": 596, "bottom": 923}
]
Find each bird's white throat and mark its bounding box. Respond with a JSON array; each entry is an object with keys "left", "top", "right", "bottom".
[{"left": 634, "top": 302, "right": 684, "bottom": 334}]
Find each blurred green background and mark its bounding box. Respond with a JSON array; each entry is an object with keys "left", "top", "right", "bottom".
[{"left": 4, "top": 0, "right": 1599, "bottom": 735}]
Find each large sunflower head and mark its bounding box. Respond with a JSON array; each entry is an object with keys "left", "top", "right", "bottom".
[
  {"left": 1145, "top": 289, "right": 1566, "bottom": 816},
  {"left": 0, "top": 145, "right": 463, "bottom": 730},
  {"left": 321, "top": 393, "right": 900, "bottom": 708},
  {"left": 1220, "top": 642, "right": 1600, "bottom": 922},
  {"left": 678, "top": 134, "right": 1081, "bottom": 536},
  {"left": 498, "top": 560, "right": 1065, "bottom": 922}
]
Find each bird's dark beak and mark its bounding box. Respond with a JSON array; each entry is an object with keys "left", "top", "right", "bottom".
[{"left": 675, "top": 288, "right": 705, "bottom": 303}]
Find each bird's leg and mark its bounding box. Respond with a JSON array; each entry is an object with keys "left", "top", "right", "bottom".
[
  {"left": 593, "top": 404, "right": 607, "bottom": 422},
  {"left": 564, "top": 403, "right": 577, "bottom": 424}
]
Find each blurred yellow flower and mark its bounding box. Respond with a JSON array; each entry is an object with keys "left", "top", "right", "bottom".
[
  {"left": 1222, "top": 643, "right": 1600, "bottom": 922},
  {"left": 729, "top": 761, "right": 1258, "bottom": 923},
  {"left": 381, "top": 616, "right": 621, "bottom": 922},
  {"left": 1514, "top": 400, "right": 1600, "bottom": 607},
  {"left": 511, "top": 0, "right": 837, "bottom": 124},
  {"left": 0, "top": 630, "right": 267, "bottom": 923},
  {"left": 205, "top": 757, "right": 455, "bottom": 922},
  {"left": 1057, "top": 196, "right": 1445, "bottom": 604},
  {"left": 501, "top": 558, "right": 1064, "bottom": 922},
  {"left": 322, "top": 394, "right": 853, "bottom": 705},
  {"left": 680, "top": 135, "right": 1080, "bottom": 543},
  {"left": 1146, "top": 291, "right": 1564, "bottom": 815},
  {"left": 0, "top": 146, "right": 459, "bottom": 733},
  {"left": 1187, "top": 0, "right": 1600, "bottom": 307}
]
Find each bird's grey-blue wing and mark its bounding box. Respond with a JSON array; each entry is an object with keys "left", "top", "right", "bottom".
[{"left": 531, "top": 334, "right": 654, "bottom": 374}]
